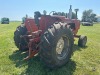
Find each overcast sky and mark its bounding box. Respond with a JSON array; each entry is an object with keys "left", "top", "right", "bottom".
[{"left": 0, "top": 0, "right": 100, "bottom": 21}]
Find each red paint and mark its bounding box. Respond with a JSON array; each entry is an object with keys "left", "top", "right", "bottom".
[{"left": 24, "top": 15, "right": 81, "bottom": 59}]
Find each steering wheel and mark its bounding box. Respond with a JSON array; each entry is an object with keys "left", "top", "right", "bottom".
[{"left": 49, "top": 11, "right": 57, "bottom": 15}]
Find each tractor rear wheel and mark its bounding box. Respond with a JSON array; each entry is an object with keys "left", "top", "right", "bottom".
[
  {"left": 40, "top": 22, "right": 74, "bottom": 68},
  {"left": 14, "top": 25, "right": 28, "bottom": 51}
]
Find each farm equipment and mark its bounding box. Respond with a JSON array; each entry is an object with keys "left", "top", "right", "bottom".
[
  {"left": 14, "top": 5, "right": 87, "bottom": 68},
  {"left": 81, "top": 21, "right": 93, "bottom": 26},
  {"left": 1, "top": 17, "right": 9, "bottom": 24}
]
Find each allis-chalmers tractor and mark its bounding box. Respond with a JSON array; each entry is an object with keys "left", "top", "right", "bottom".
[{"left": 14, "top": 5, "right": 87, "bottom": 68}]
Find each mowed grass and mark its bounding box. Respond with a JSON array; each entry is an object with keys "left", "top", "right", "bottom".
[{"left": 0, "top": 22, "right": 100, "bottom": 75}]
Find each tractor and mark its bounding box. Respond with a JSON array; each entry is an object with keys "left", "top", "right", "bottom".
[
  {"left": 14, "top": 5, "right": 87, "bottom": 68},
  {"left": 1, "top": 17, "right": 9, "bottom": 24}
]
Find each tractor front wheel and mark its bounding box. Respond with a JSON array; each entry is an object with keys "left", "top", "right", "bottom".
[
  {"left": 40, "top": 22, "right": 74, "bottom": 68},
  {"left": 78, "top": 35, "right": 87, "bottom": 47}
]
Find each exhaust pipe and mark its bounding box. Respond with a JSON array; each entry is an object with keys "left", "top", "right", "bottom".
[{"left": 68, "top": 5, "right": 72, "bottom": 19}]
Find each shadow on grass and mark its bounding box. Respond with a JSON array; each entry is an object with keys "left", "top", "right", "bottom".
[
  {"left": 9, "top": 50, "right": 28, "bottom": 67},
  {"left": 73, "top": 44, "right": 88, "bottom": 52},
  {"left": 9, "top": 45, "right": 88, "bottom": 75}
]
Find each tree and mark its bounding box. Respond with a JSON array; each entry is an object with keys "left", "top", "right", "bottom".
[
  {"left": 65, "top": 13, "right": 68, "bottom": 18},
  {"left": 57, "top": 12, "right": 62, "bottom": 16},
  {"left": 82, "top": 9, "right": 92, "bottom": 21},
  {"left": 53, "top": 11, "right": 76, "bottom": 19},
  {"left": 57, "top": 12, "right": 66, "bottom": 16},
  {"left": 72, "top": 12, "right": 76, "bottom": 19},
  {"left": 82, "top": 9, "right": 97, "bottom": 22},
  {"left": 61, "top": 12, "right": 66, "bottom": 16},
  {"left": 90, "top": 13, "right": 97, "bottom": 22}
]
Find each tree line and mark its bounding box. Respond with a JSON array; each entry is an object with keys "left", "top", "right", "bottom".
[
  {"left": 23, "top": 9, "right": 97, "bottom": 22},
  {"left": 53, "top": 9, "right": 79, "bottom": 19},
  {"left": 53, "top": 12, "right": 77, "bottom": 19},
  {"left": 54, "top": 9, "right": 97, "bottom": 22}
]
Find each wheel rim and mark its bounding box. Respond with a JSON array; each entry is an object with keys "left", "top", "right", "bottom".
[{"left": 56, "top": 35, "right": 70, "bottom": 60}]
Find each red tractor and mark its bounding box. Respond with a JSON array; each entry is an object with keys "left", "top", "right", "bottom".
[{"left": 14, "top": 5, "right": 87, "bottom": 68}]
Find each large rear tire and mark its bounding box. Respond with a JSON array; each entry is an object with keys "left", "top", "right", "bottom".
[
  {"left": 14, "top": 25, "right": 28, "bottom": 51},
  {"left": 40, "top": 22, "right": 74, "bottom": 68}
]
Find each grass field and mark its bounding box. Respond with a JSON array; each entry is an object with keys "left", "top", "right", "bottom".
[{"left": 0, "top": 22, "right": 100, "bottom": 75}]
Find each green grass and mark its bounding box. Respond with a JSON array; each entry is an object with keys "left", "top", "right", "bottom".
[{"left": 0, "top": 22, "right": 100, "bottom": 75}]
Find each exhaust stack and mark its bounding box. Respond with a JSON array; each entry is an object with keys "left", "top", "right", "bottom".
[{"left": 68, "top": 5, "right": 72, "bottom": 19}]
